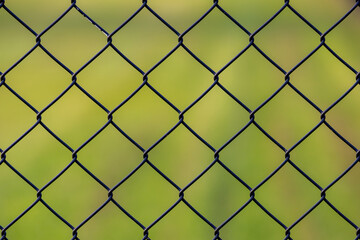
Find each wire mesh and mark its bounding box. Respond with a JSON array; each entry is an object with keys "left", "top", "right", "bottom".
[{"left": 1, "top": 0, "right": 360, "bottom": 239}]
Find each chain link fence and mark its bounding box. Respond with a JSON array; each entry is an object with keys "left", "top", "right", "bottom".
[{"left": 1, "top": 0, "right": 360, "bottom": 239}]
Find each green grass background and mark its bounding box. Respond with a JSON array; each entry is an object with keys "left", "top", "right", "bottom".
[{"left": 0, "top": 0, "right": 360, "bottom": 239}]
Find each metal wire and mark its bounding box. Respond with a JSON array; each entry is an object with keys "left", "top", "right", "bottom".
[{"left": 1, "top": 0, "right": 360, "bottom": 239}]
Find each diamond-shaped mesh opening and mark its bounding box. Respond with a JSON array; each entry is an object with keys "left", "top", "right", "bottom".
[
  {"left": 43, "top": 164, "right": 109, "bottom": 224},
  {"left": 290, "top": 47, "right": 355, "bottom": 110},
  {"left": 255, "top": 163, "right": 320, "bottom": 225},
  {"left": 255, "top": 86, "right": 320, "bottom": 148},
  {"left": 5, "top": 203, "right": 70, "bottom": 240},
  {"left": 254, "top": 7, "right": 320, "bottom": 71},
  {"left": 326, "top": 86, "right": 360, "bottom": 147},
  {"left": 185, "top": 86, "right": 249, "bottom": 148},
  {"left": 326, "top": 163, "right": 360, "bottom": 224},
  {"left": 291, "top": 125, "right": 355, "bottom": 186},
  {"left": 113, "top": 163, "right": 178, "bottom": 226},
  {"left": 150, "top": 202, "right": 214, "bottom": 240},
  {"left": 326, "top": 8, "right": 360, "bottom": 73},
  {"left": 220, "top": 202, "right": 285, "bottom": 240},
  {"left": 77, "top": 48, "right": 142, "bottom": 110},
  {"left": 0, "top": 165, "right": 35, "bottom": 224},
  {"left": 4, "top": 0, "right": 69, "bottom": 32},
  {"left": 0, "top": 9, "right": 34, "bottom": 71},
  {"left": 184, "top": 7, "right": 249, "bottom": 70},
  {"left": 0, "top": 87, "right": 34, "bottom": 147},
  {"left": 220, "top": 47, "right": 284, "bottom": 109},
  {"left": 149, "top": 0, "right": 210, "bottom": 32},
  {"left": 220, "top": 1, "right": 286, "bottom": 33},
  {"left": 184, "top": 163, "right": 249, "bottom": 225},
  {"left": 112, "top": 86, "right": 178, "bottom": 148},
  {"left": 291, "top": 203, "right": 356, "bottom": 240},
  {"left": 149, "top": 48, "right": 212, "bottom": 109},
  {"left": 289, "top": 0, "right": 355, "bottom": 31},
  {"left": 5, "top": 126, "right": 69, "bottom": 187},
  {"left": 41, "top": 9, "right": 106, "bottom": 70},
  {"left": 75, "top": 1, "right": 140, "bottom": 32},
  {"left": 111, "top": 8, "right": 176, "bottom": 70},
  {"left": 41, "top": 86, "right": 105, "bottom": 147},
  {"left": 77, "top": 125, "right": 141, "bottom": 187},
  {"left": 78, "top": 203, "right": 144, "bottom": 240},
  {"left": 6, "top": 48, "right": 70, "bottom": 109},
  {"left": 220, "top": 124, "right": 284, "bottom": 187},
  {"left": 150, "top": 124, "right": 213, "bottom": 187}
]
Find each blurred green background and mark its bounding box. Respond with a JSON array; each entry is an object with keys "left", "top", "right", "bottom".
[{"left": 1, "top": 0, "right": 360, "bottom": 239}]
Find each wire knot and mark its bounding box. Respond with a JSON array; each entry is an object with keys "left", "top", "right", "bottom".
[
  {"left": 0, "top": 230, "right": 6, "bottom": 239},
  {"left": 0, "top": 74, "right": 5, "bottom": 86},
  {"left": 356, "top": 72, "right": 360, "bottom": 80},
  {"left": 71, "top": 231, "right": 79, "bottom": 240},
  {"left": 320, "top": 111, "right": 326, "bottom": 121},
  {"left": 142, "top": 231, "right": 149, "bottom": 240},
  {"left": 320, "top": 189, "right": 326, "bottom": 197},
  {"left": 213, "top": 232, "right": 220, "bottom": 240},
  {"left": 249, "top": 188, "right": 256, "bottom": 197}
]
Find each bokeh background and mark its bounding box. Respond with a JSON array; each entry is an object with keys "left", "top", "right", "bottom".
[{"left": 0, "top": 0, "right": 359, "bottom": 239}]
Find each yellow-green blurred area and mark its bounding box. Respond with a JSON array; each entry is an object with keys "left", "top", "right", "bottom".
[{"left": 0, "top": 0, "right": 360, "bottom": 239}]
